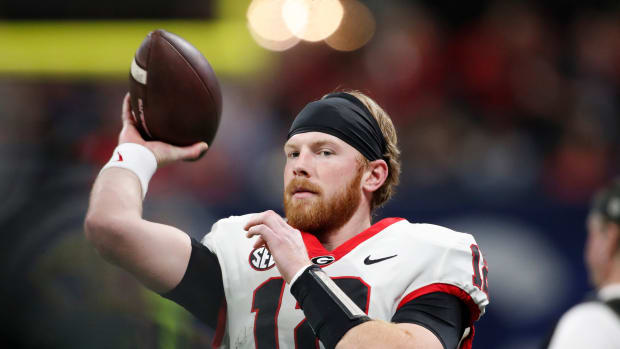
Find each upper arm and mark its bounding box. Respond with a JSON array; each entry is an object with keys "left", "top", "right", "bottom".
[
  {"left": 107, "top": 219, "right": 193, "bottom": 293},
  {"left": 392, "top": 292, "right": 469, "bottom": 349},
  {"left": 394, "top": 323, "right": 444, "bottom": 348},
  {"left": 336, "top": 320, "right": 444, "bottom": 349},
  {"left": 336, "top": 293, "right": 467, "bottom": 349}
]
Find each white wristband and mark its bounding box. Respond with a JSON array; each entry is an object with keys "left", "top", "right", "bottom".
[{"left": 100, "top": 143, "right": 157, "bottom": 199}]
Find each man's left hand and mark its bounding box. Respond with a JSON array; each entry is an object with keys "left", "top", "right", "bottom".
[{"left": 244, "top": 210, "right": 312, "bottom": 283}]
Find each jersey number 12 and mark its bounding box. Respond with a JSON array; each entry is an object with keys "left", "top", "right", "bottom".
[
  {"left": 251, "top": 276, "right": 369, "bottom": 349},
  {"left": 470, "top": 244, "right": 489, "bottom": 295}
]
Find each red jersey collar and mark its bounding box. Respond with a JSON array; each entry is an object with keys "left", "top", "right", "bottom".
[{"left": 301, "top": 217, "right": 404, "bottom": 262}]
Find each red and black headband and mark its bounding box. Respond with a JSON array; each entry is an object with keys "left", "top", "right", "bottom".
[{"left": 287, "top": 92, "right": 387, "bottom": 161}]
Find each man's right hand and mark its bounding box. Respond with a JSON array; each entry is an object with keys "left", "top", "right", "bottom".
[{"left": 119, "top": 92, "right": 208, "bottom": 167}]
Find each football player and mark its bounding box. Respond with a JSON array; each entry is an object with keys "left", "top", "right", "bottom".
[
  {"left": 545, "top": 179, "right": 620, "bottom": 348},
  {"left": 85, "top": 91, "right": 489, "bottom": 349}
]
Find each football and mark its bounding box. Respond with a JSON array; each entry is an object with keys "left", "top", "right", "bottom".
[{"left": 129, "top": 29, "right": 222, "bottom": 147}]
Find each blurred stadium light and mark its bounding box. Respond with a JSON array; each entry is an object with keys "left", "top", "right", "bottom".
[
  {"left": 281, "top": 0, "right": 343, "bottom": 42},
  {"left": 247, "top": 0, "right": 301, "bottom": 51},
  {"left": 247, "top": 0, "right": 375, "bottom": 52},
  {"left": 325, "top": 0, "right": 375, "bottom": 51}
]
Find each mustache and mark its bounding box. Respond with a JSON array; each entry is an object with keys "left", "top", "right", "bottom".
[{"left": 285, "top": 178, "right": 322, "bottom": 196}]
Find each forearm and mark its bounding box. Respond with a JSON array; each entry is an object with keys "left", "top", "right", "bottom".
[
  {"left": 85, "top": 141, "right": 158, "bottom": 249},
  {"left": 337, "top": 321, "right": 442, "bottom": 349},
  {"left": 85, "top": 167, "right": 143, "bottom": 253},
  {"left": 87, "top": 167, "right": 143, "bottom": 218},
  {"left": 84, "top": 164, "right": 149, "bottom": 266}
]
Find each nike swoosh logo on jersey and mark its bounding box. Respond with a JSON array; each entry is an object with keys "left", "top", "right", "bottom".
[
  {"left": 115, "top": 152, "right": 124, "bottom": 162},
  {"left": 363, "top": 254, "right": 397, "bottom": 265}
]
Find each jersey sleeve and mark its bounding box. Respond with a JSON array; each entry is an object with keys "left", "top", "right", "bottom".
[
  {"left": 395, "top": 225, "right": 490, "bottom": 348},
  {"left": 161, "top": 238, "right": 225, "bottom": 329},
  {"left": 391, "top": 292, "right": 468, "bottom": 349},
  {"left": 201, "top": 214, "right": 253, "bottom": 295}
]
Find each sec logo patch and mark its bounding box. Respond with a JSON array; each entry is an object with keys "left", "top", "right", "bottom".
[
  {"left": 249, "top": 247, "right": 276, "bottom": 271},
  {"left": 311, "top": 255, "right": 335, "bottom": 266}
]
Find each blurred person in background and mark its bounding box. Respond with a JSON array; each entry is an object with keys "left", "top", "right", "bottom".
[
  {"left": 546, "top": 178, "right": 620, "bottom": 348},
  {"left": 84, "top": 91, "right": 489, "bottom": 349}
]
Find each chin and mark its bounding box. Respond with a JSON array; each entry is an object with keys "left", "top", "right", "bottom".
[
  {"left": 287, "top": 202, "right": 312, "bottom": 217},
  {"left": 291, "top": 197, "right": 316, "bottom": 205}
]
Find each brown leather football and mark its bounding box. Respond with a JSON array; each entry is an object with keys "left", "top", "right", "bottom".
[{"left": 129, "top": 29, "right": 222, "bottom": 147}]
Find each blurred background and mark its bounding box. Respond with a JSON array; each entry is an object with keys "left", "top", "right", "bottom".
[{"left": 0, "top": 0, "right": 619, "bottom": 348}]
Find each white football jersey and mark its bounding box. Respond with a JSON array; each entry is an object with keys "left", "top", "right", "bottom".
[{"left": 202, "top": 215, "right": 489, "bottom": 349}]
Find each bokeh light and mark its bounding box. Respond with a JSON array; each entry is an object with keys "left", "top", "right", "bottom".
[
  {"left": 247, "top": 0, "right": 297, "bottom": 46},
  {"left": 248, "top": 24, "right": 301, "bottom": 52},
  {"left": 282, "top": 0, "right": 343, "bottom": 42},
  {"left": 281, "top": 0, "right": 309, "bottom": 39},
  {"left": 247, "top": 0, "right": 357, "bottom": 51},
  {"left": 325, "top": 0, "right": 375, "bottom": 51}
]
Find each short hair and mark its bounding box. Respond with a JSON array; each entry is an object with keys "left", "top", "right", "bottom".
[
  {"left": 591, "top": 178, "right": 620, "bottom": 225},
  {"left": 323, "top": 90, "right": 401, "bottom": 210}
]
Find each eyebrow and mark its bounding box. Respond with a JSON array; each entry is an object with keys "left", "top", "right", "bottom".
[{"left": 284, "top": 139, "right": 340, "bottom": 151}]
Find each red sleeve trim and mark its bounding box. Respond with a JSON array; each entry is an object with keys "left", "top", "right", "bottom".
[
  {"left": 396, "top": 283, "right": 481, "bottom": 324},
  {"left": 397, "top": 283, "right": 482, "bottom": 349},
  {"left": 211, "top": 299, "right": 227, "bottom": 348}
]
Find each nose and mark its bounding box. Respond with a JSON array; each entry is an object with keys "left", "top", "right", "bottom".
[
  {"left": 293, "top": 166, "right": 309, "bottom": 178},
  {"left": 292, "top": 150, "right": 311, "bottom": 178}
]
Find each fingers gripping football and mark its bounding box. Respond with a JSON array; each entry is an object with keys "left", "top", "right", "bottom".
[
  {"left": 118, "top": 93, "right": 209, "bottom": 166},
  {"left": 245, "top": 210, "right": 312, "bottom": 283},
  {"left": 119, "top": 93, "right": 147, "bottom": 145}
]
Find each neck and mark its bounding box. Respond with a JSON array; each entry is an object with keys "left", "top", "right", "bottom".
[
  {"left": 317, "top": 205, "right": 372, "bottom": 251},
  {"left": 600, "top": 259, "right": 620, "bottom": 288}
]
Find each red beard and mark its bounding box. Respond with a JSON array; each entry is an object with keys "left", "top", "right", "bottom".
[{"left": 284, "top": 168, "right": 363, "bottom": 236}]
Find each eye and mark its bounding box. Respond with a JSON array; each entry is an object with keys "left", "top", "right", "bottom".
[
  {"left": 287, "top": 151, "right": 299, "bottom": 158},
  {"left": 319, "top": 150, "right": 333, "bottom": 156}
]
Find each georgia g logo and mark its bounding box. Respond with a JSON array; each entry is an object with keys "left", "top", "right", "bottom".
[
  {"left": 311, "top": 255, "right": 335, "bottom": 266},
  {"left": 249, "top": 247, "right": 276, "bottom": 271}
]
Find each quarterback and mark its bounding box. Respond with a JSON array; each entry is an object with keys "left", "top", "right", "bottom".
[{"left": 85, "top": 91, "right": 489, "bottom": 349}]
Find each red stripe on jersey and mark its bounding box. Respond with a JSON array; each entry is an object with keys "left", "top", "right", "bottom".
[
  {"left": 459, "top": 326, "right": 475, "bottom": 349},
  {"left": 212, "top": 299, "right": 227, "bottom": 348},
  {"left": 396, "top": 283, "right": 481, "bottom": 349},
  {"left": 397, "top": 283, "right": 481, "bottom": 322},
  {"left": 300, "top": 217, "right": 404, "bottom": 262}
]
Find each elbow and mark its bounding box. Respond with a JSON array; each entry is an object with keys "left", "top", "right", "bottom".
[{"left": 84, "top": 211, "right": 130, "bottom": 260}]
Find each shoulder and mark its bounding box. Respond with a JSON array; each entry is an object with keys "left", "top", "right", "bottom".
[
  {"left": 550, "top": 301, "right": 620, "bottom": 348},
  {"left": 200, "top": 213, "right": 257, "bottom": 246},
  {"left": 557, "top": 301, "right": 618, "bottom": 329},
  {"left": 210, "top": 213, "right": 255, "bottom": 230},
  {"left": 387, "top": 219, "right": 489, "bottom": 317},
  {"left": 388, "top": 219, "right": 478, "bottom": 250}
]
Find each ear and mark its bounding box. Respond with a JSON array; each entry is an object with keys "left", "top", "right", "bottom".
[
  {"left": 608, "top": 223, "right": 620, "bottom": 259},
  {"left": 362, "top": 159, "right": 388, "bottom": 194}
]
